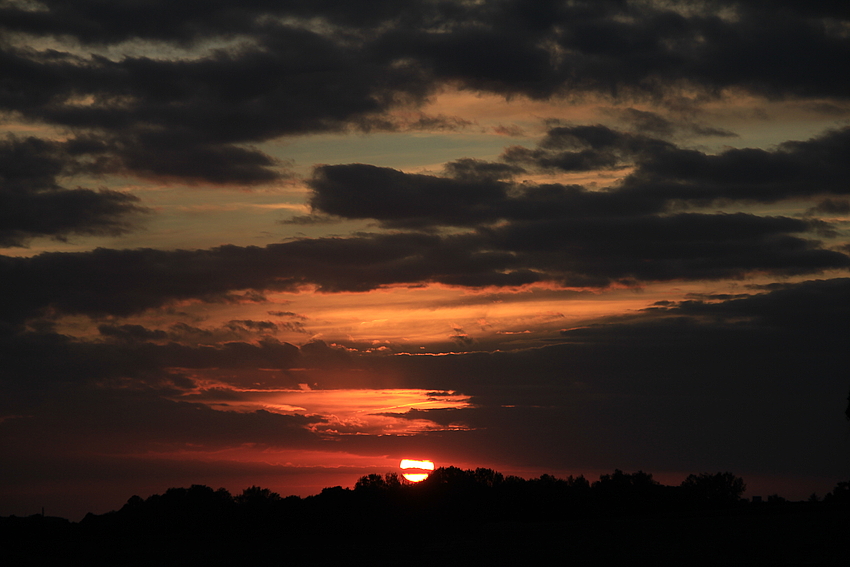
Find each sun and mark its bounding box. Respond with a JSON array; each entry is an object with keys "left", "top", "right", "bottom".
[{"left": 400, "top": 459, "right": 435, "bottom": 482}]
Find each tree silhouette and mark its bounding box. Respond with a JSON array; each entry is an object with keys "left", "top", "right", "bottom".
[
  {"left": 383, "top": 471, "right": 402, "bottom": 488},
  {"left": 472, "top": 467, "right": 504, "bottom": 488},
  {"left": 354, "top": 473, "right": 390, "bottom": 491},
  {"left": 592, "top": 469, "right": 666, "bottom": 510},
  {"left": 680, "top": 472, "right": 746, "bottom": 507},
  {"left": 235, "top": 486, "right": 282, "bottom": 506},
  {"left": 824, "top": 479, "right": 850, "bottom": 505}
]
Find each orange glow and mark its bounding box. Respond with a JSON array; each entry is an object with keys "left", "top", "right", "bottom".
[
  {"left": 182, "top": 387, "right": 473, "bottom": 437},
  {"left": 400, "top": 458, "right": 435, "bottom": 482}
]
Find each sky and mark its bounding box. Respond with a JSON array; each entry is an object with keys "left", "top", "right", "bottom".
[{"left": 2, "top": 0, "right": 849, "bottom": 520}]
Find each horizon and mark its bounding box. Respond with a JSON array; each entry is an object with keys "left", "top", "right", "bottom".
[
  {"left": 2, "top": 0, "right": 849, "bottom": 523},
  {"left": 4, "top": 463, "right": 841, "bottom": 523}
]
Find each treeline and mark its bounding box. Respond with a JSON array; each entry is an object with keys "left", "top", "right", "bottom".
[
  {"left": 354, "top": 468, "right": 750, "bottom": 513},
  {"left": 3, "top": 468, "right": 850, "bottom": 566}
]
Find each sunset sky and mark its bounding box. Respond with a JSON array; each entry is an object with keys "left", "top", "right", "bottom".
[{"left": 2, "top": 0, "right": 849, "bottom": 520}]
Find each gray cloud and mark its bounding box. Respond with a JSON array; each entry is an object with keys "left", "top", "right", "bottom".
[{"left": 0, "top": 136, "right": 148, "bottom": 247}]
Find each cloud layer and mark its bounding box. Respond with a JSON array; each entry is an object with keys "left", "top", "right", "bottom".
[{"left": 3, "top": 0, "right": 850, "bottom": 190}]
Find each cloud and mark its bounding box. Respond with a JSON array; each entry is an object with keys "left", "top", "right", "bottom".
[
  {"left": 370, "top": 0, "right": 850, "bottom": 100},
  {"left": 0, "top": 26, "right": 427, "bottom": 185},
  {"left": 1, "top": 329, "right": 303, "bottom": 394},
  {"left": 0, "top": 388, "right": 323, "bottom": 459},
  {"left": 0, "top": 0, "right": 424, "bottom": 45},
  {"left": 2, "top": 206, "right": 846, "bottom": 329},
  {"left": 349, "top": 278, "right": 850, "bottom": 473},
  {"left": 98, "top": 323, "right": 169, "bottom": 342},
  {"left": 501, "top": 124, "right": 850, "bottom": 206},
  {"left": 608, "top": 108, "right": 738, "bottom": 138},
  {"left": 806, "top": 198, "right": 850, "bottom": 215},
  {"left": 622, "top": 127, "right": 850, "bottom": 203},
  {"left": 295, "top": 127, "right": 850, "bottom": 291},
  {"left": 308, "top": 163, "right": 511, "bottom": 228},
  {"left": 502, "top": 123, "right": 676, "bottom": 171},
  {"left": 2, "top": 275, "right": 848, "bottom": 509},
  {"left": 3, "top": 1, "right": 850, "bottom": 190},
  {"left": 311, "top": 126, "right": 850, "bottom": 233},
  {"left": 0, "top": 136, "right": 148, "bottom": 247}
]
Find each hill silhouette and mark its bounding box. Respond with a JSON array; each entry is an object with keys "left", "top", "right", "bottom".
[{"left": 3, "top": 468, "right": 849, "bottom": 566}]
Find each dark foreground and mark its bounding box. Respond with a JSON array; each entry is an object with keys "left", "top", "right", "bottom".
[{"left": 3, "top": 468, "right": 849, "bottom": 566}]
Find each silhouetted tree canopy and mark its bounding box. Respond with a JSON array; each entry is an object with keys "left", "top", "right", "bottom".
[
  {"left": 824, "top": 480, "right": 850, "bottom": 505},
  {"left": 680, "top": 472, "right": 746, "bottom": 507},
  {"left": 354, "top": 472, "right": 402, "bottom": 492},
  {"left": 6, "top": 468, "right": 850, "bottom": 566},
  {"left": 235, "top": 485, "right": 282, "bottom": 506}
]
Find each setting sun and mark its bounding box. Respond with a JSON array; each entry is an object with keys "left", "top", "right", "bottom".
[{"left": 400, "top": 459, "right": 435, "bottom": 482}]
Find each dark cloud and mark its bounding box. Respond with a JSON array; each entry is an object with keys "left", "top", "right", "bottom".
[
  {"left": 267, "top": 311, "right": 307, "bottom": 320},
  {"left": 225, "top": 319, "right": 279, "bottom": 333},
  {"left": 308, "top": 163, "right": 511, "bottom": 228},
  {"left": 807, "top": 198, "right": 850, "bottom": 215},
  {"left": 622, "top": 127, "right": 850, "bottom": 203},
  {"left": 368, "top": 0, "right": 850, "bottom": 100},
  {"left": 9, "top": 128, "right": 850, "bottom": 327},
  {"left": 0, "top": 209, "right": 850, "bottom": 324},
  {"left": 2, "top": 274, "right": 848, "bottom": 514},
  {"left": 442, "top": 158, "right": 526, "bottom": 181},
  {"left": 115, "top": 137, "right": 285, "bottom": 185},
  {"left": 484, "top": 212, "right": 848, "bottom": 284},
  {"left": 308, "top": 159, "right": 662, "bottom": 229},
  {"left": 305, "top": 125, "right": 850, "bottom": 251},
  {"left": 278, "top": 213, "right": 344, "bottom": 226},
  {"left": 0, "top": 136, "right": 147, "bottom": 246},
  {"left": 295, "top": 126, "right": 850, "bottom": 291},
  {"left": 356, "top": 112, "right": 475, "bottom": 133},
  {"left": 501, "top": 124, "right": 850, "bottom": 207},
  {"left": 0, "top": 25, "right": 427, "bottom": 185},
  {"left": 3, "top": 1, "right": 850, "bottom": 188},
  {"left": 97, "top": 323, "right": 169, "bottom": 342},
  {"left": 611, "top": 108, "right": 738, "bottom": 138},
  {"left": 0, "top": 388, "right": 323, "bottom": 465},
  {"left": 346, "top": 278, "right": 850, "bottom": 475},
  {"left": 1, "top": 329, "right": 302, "bottom": 394},
  {"left": 0, "top": 0, "right": 422, "bottom": 45},
  {"left": 502, "top": 124, "right": 676, "bottom": 171}
]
